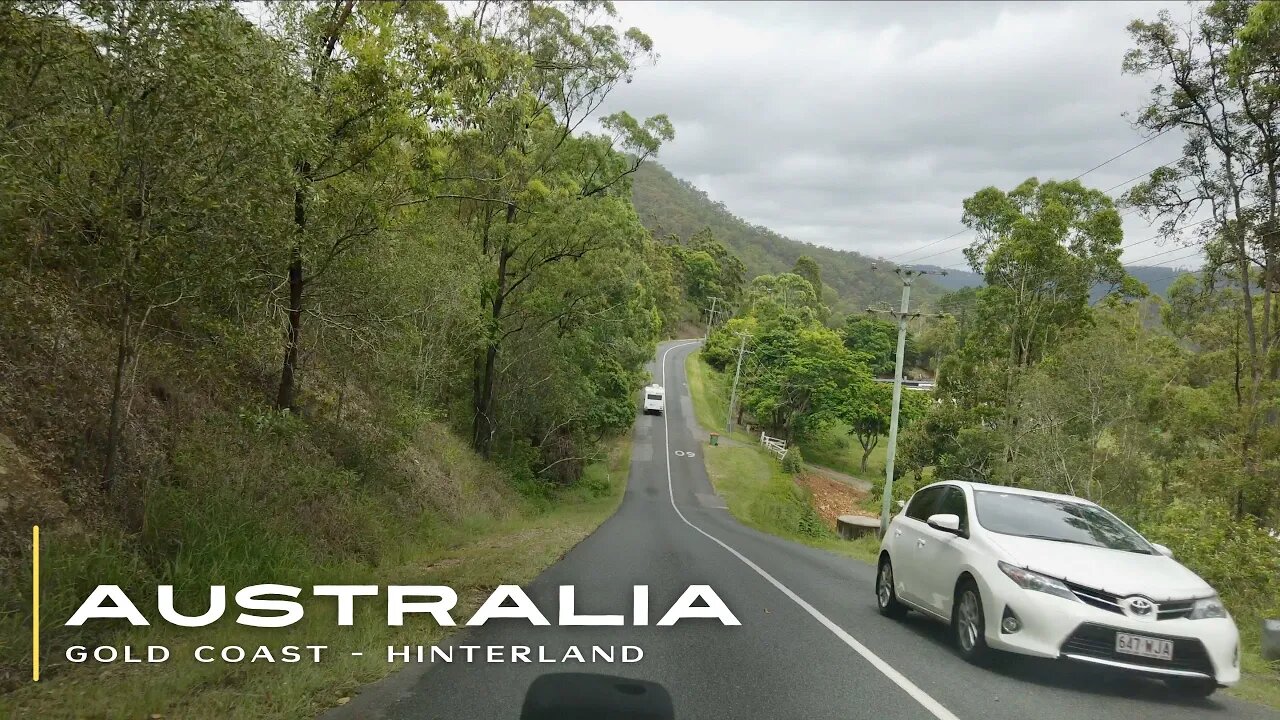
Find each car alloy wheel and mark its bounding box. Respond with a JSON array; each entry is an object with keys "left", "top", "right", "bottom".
[
  {"left": 877, "top": 558, "right": 907, "bottom": 619},
  {"left": 953, "top": 580, "right": 989, "bottom": 664}
]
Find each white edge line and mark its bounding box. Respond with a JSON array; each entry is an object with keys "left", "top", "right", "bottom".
[{"left": 657, "top": 340, "right": 962, "bottom": 720}]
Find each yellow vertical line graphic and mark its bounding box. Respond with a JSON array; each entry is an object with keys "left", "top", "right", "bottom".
[{"left": 33, "top": 525, "right": 40, "bottom": 682}]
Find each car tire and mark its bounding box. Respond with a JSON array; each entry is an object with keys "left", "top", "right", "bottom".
[
  {"left": 1165, "top": 678, "right": 1217, "bottom": 698},
  {"left": 876, "top": 557, "right": 908, "bottom": 619},
  {"left": 953, "top": 579, "right": 990, "bottom": 665}
]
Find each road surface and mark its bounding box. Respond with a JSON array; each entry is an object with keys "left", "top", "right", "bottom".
[{"left": 324, "top": 340, "right": 1278, "bottom": 720}]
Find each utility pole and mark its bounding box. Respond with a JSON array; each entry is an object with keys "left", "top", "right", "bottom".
[
  {"left": 868, "top": 265, "right": 947, "bottom": 537},
  {"left": 726, "top": 332, "right": 752, "bottom": 434},
  {"left": 703, "top": 296, "right": 721, "bottom": 341}
]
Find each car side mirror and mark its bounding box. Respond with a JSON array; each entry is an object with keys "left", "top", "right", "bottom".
[
  {"left": 926, "top": 513, "right": 962, "bottom": 535},
  {"left": 1152, "top": 543, "right": 1174, "bottom": 558}
]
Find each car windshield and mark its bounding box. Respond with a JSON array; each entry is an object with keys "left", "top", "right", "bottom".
[
  {"left": 646, "top": 394, "right": 662, "bottom": 400},
  {"left": 973, "top": 491, "right": 1154, "bottom": 554}
]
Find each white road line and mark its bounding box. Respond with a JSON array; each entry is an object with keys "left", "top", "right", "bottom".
[{"left": 657, "top": 341, "right": 962, "bottom": 720}]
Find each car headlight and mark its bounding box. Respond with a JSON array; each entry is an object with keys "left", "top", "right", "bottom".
[
  {"left": 1188, "top": 595, "right": 1228, "bottom": 620},
  {"left": 997, "top": 561, "right": 1078, "bottom": 602}
]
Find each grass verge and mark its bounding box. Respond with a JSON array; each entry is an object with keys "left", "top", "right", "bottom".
[
  {"left": 701, "top": 443, "right": 879, "bottom": 566},
  {"left": 1234, "top": 628, "right": 1280, "bottom": 708},
  {"left": 798, "top": 422, "right": 887, "bottom": 483},
  {"left": 687, "top": 350, "right": 877, "bottom": 564},
  {"left": 684, "top": 351, "right": 767, "bottom": 447},
  {"left": 0, "top": 435, "right": 632, "bottom": 719}
]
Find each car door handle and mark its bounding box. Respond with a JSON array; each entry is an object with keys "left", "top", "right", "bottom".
[{"left": 917, "top": 539, "right": 926, "bottom": 548}]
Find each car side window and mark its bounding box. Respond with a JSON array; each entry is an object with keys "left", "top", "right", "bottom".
[
  {"left": 904, "top": 487, "right": 942, "bottom": 521},
  {"left": 935, "top": 486, "right": 969, "bottom": 534}
]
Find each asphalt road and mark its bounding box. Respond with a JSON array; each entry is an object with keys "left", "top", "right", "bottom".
[{"left": 325, "top": 340, "right": 1279, "bottom": 720}]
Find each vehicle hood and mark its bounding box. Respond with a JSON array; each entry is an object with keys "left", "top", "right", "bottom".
[{"left": 986, "top": 533, "right": 1214, "bottom": 600}]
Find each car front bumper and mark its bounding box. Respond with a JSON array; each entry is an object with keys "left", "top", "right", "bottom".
[{"left": 983, "top": 587, "right": 1240, "bottom": 686}]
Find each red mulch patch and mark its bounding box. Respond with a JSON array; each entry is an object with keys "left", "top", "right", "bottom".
[{"left": 794, "top": 472, "right": 875, "bottom": 531}]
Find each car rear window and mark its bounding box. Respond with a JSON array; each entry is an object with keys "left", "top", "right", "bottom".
[{"left": 646, "top": 393, "right": 662, "bottom": 400}]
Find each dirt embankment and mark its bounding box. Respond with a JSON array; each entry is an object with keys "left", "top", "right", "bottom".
[{"left": 794, "top": 471, "right": 875, "bottom": 531}]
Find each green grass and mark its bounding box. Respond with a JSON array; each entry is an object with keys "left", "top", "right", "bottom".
[
  {"left": 799, "top": 421, "right": 888, "bottom": 482},
  {"left": 687, "top": 349, "right": 890, "bottom": 484},
  {"left": 1235, "top": 650, "right": 1280, "bottom": 708},
  {"left": 701, "top": 443, "right": 879, "bottom": 565},
  {"left": 685, "top": 349, "right": 726, "bottom": 431},
  {"left": 686, "top": 350, "right": 878, "bottom": 564},
  {"left": 684, "top": 351, "right": 771, "bottom": 446},
  {"left": 0, "top": 435, "right": 632, "bottom": 720}
]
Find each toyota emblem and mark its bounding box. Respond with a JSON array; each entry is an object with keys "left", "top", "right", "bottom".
[{"left": 1124, "top": 596, "right": 1155, "bottom": 617}]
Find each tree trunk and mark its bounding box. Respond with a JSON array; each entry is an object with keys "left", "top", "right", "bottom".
[
  {"left": 860, "top": 445, "right": 873, "bottom": 473},
  {"left": 472, "top": 342, "right": 500, "bottom": 457},
  {"left": 276, "top": 164, "right": 309, "bottom": 412},
  {"left": 472, "top": 240, "right": 512, "bottom": 457},
  {"left": 102, "top": 294, "right": 132, "bottom": 494},
  {"left": 276, "top": 245, "right": 303, "bottom": 411}
]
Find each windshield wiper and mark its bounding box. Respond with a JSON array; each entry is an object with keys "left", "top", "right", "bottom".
[{"left": 1016, "top": 534, "right": 1102, "bottom": 548}]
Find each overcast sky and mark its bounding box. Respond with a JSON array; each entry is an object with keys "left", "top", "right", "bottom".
[{"left": 596, "top": 1, "right": 1203, "bottom": 270}]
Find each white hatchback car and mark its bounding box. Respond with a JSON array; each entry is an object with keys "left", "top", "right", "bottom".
[{"left": 876, "top": 481, "right": 1240, "bottom": 696}]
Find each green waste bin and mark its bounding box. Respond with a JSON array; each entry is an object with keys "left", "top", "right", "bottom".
[{"left": 709, "top": 432, "right": 719, "bottom": 446}]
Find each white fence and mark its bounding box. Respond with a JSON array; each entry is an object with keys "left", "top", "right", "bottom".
[{"left": 759, "top": 432, "right": 788, "bottom": 461}]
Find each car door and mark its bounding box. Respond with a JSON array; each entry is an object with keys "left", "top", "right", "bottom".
[
  {"left": 912, "top": 485, "right": 971, "bottom": 617},
  {"left": 892, "top": 485, "right": 944, "bottom": 606}
]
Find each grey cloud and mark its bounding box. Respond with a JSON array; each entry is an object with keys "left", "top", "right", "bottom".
[{"left": 600, "top": 0, "right": 1197, "bottom": 267}]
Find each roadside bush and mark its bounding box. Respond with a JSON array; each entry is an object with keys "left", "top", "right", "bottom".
[
  {"left": 748, "top": 467, "right": 828, "bottom": 539},
  {"left": 870, "top": 471, "right": 917, "bottom": 507},
  {"left": 1142, "top": 500, "right": 1280, "bottom": 620},
  {"left": 781, "top": 447, "right": 804, "bottom": 474},
  {"left": 578, "top": 460, "right": 615, "bottom": 499}
]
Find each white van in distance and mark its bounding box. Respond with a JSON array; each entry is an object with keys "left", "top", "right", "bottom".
[{"left": 643, "top": 384, "right": 665, "bottom": 415}]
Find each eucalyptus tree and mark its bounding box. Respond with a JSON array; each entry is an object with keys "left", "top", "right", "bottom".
[
  {"left": 439, "top": 1, "right": 673, "bottom": 456},
  {"left": 1124, "top": 0, "right": 1279, "bottom": 516},
  {"left": 263, "top": 0, "right": 455, "bottom": 411},
  {"left": 959, "top": 177, "right": 1134, "bottom": 473},
  {"left": 792, "top": 255, "right": 823, "bottom": 306}
]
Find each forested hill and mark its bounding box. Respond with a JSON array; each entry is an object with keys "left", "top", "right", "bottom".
[
  {"left": 630, "top": 161, "right": 947, "bottom": 313},
  {"left": 915, "top": 264, "right": 1190, "bottom": 299},
  {"left": 630, "top": 160, "right": 1191, "bottom": 310}
]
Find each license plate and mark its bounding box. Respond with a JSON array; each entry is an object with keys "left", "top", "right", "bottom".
[{"left": 1115, "top": 632, "right": 1174, "bottom": 661}]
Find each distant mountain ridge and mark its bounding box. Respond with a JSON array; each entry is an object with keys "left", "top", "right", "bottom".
[
  {"left": 911, "top": 264, "right": 1191, "bottom": 299},
  {"left": 630, "top": 161, "right": 1191, "bottom": 312},
  {"left": 629, "top": 162, "right": 947, "bottom": 314}
]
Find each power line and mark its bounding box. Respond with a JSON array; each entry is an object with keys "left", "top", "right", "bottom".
[
  {"left": 887, "top": 132, "right": 1178, "bottom": 265},
  {"left": 1118, "top": 203, "right": 1254, "bottom": 251},
  {"left": 903, "top": 240, "right": 976, "bottom": 266},
  {"left": 1070, "top": 128, "right": 1174, "bottom": 181},
  {"left": 1125, "top": 243, "right": 1205, "bottom": 266},
  {"left": 1100, "top": 161, "right": 1179, "bottom": 194},
  {"left": 886, "top": 229, "right": 969, "bottom": 263},
  {"left": 1148, "top": 249, "right": 1206, "bottom": 270},
  {"left": 929, "top": 202, "right": 1227, "bottom": 277},
  {"left": 929, "top": 248, "right": 1208, "bottom": 318}
]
